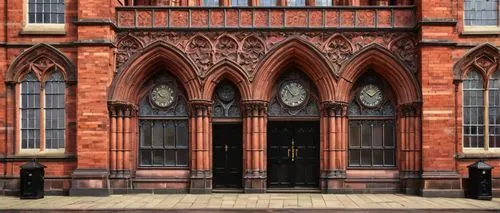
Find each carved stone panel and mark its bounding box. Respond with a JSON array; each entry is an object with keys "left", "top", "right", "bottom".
[{"left": 116, "top": 31, "right": 418, "bottom": 80}]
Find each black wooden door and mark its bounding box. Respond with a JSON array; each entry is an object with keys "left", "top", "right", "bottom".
[
  {"left": 267, "top": 121, "right": 319, "bottom": 188},
  {"left": 213, "top": 124, "right": 243, "bottom": 188}
]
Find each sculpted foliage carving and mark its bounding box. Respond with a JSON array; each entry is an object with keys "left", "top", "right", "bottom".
[
  {"left": 116, "top": 36, "right": 142, "bottom": 68},
  {"left": 185, "top": 35, "right": 214, "bottom": 73},
  {"left": 323, "top": 35, "right": 353, "bottom": 73},
  {"left": 389, "top": 37, "right": 418, "bottom": 73},
  {"left": 215, "top": 36, "right": 238, "bottom": 62},
  {"left": 116, "top": 31, "right": 418, "bottom": 80},
  {"left": 239, "top": 36, "right": 266, "bottom": 73}
]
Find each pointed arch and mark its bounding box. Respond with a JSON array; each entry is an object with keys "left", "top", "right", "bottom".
[
  {"left": 252, "top": 38, "right": 336, "bottom": 102},
  {"left": 453, "top": 43, "right": 499, "bottom": 81},
  {"left": 337, "top": 44, "right": 421, "bottom": 105},
  {"left": 6, "top": 43, "right": 76, "bottom": 83},
  {"left": 109, "top": 41, "right": 201, "bottom": 104},
  {"left": 202, "top": 60, "right": 251, "bottom": 101}
]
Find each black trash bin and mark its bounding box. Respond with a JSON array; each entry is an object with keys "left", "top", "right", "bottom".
[
  {"left": 468, "top": 160, "right": 493, "bottom": 200},
  {"left": 20, "top": 159, "right": 46, "bottom": 199}
]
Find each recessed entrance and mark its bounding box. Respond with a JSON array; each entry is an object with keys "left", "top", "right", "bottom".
[
  {"left": 213, "top": 123, "right": 243, "bottom": 189},
  {"left": 267, "top": 121, "right": 320, "bottom": 188}
]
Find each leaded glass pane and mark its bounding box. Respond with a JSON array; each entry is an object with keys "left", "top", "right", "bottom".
[
  {"left": 287, "top": 0, "right": 305, "bottom": 6},
  {"left": 348, "top": 120, "right": 395, "bottom": 167},
  {"left": 463, "top": 70, "right": 485, "bottom": 148},
  {"left": 139, "top": 119, "right": 189, "bottom": 167},
  {"left": 316, "top": 0, "right": 332, "bottom": 6},
  {"left": 45, "top": 72, "right": 65, "bottom": 149},
  {"left": 212, "top": 82, "right": 242, "bottom": 118},
  {"left": 489, "top": 71, "right": 500, "bottom": 148},
  {"left": 464, "top": 0, "right": 498, "bottom": 26},
  {"left": 204, "top": 0, "right": 219, "bottom": 6},
  {"left": 260, "top": 0, "right": 277, "bottom": 6},
  {"left": 28, "top": 0, "right": 65, "bottom": 24},
  {"left": 231, "top": 0, "right": 248, "bottom": 6},
  {"left": 21, "top": 73, "right": 40, "bottom": 149}
]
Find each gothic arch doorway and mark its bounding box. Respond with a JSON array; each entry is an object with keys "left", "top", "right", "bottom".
[
  {"left": 211, "top": 80, "right": 243, "bottom": 189},
  {"left": 267, "top": 70, "right": 320, "bottom": 189}
]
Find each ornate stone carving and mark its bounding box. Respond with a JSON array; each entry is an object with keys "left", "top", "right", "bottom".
[
  {"left": 239, "top": 36, "right": 266, "bottom": 74},
  {"left": 31, "top": 57, "right": 55, "bottom": 72},
  {"left": 215, "top": 35, "right": 239, "bottom": 62},
  {"left": 116, "top": 31, "right": 419, "bottom": 80},
  {"left": 453, "top": 43, "right": 499, "bottom": 81},
  {"left": 186, "top": 35, "right": 214, "bottom": 73},
  {"left": 116, "top": 36, "right": 142, "bottom": 68},
  {"left": 398, "top": 101, "right": 422, "bottom": 117},
  {"left": 389, "top": 37, "right": 418, "bottom": 74},
  {"left": 323, "top": 35, "right": 354, "bottom": 73},
  {"left": 475, "top": 55, "right": 496, "bottom": 72}
]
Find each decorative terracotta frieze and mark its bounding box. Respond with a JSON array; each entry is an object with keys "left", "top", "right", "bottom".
[{"left": 116, "top": 31, "right": 418, "bottom": 79}]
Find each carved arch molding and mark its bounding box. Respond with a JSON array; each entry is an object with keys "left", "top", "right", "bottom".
[{"left": 116, "top": 31, "right": 418, "bottom": 81}]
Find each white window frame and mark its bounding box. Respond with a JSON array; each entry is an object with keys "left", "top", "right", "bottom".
[
  {"left": 22, "top": 0, "right": 66, "bottom": 35},
  {"left": 463, "top": 70, "right": 500, "bottom": 153},
  {"left": 18, "top": 73, "right": 66, "bottom": 155}
]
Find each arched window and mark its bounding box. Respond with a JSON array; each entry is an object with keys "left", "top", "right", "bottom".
[
  {"left": 21, "top": 73, "right": 41, "bottom": 149},
  {"left": 488, "top": 71, "right": 500, "bottom": 148},
  {"left": 463, "top": 70, "right": 485, "bottom": 148},
  {"left": 348, "top": 74, "right": 396, "bottom": 167},
  {"left": 138, "top": 75, "right": 189, "bottom": 167},
  {"left": 20, "top": 71, "right": 66, "bottom": 151},
  {"left": 45, "top": 72, "right": 65, "bottom": 149},
  {"left": 212, "top": 81, "right": 241, "bottom": 118}
]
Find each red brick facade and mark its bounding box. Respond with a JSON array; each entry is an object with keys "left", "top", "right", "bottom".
[{"left": 0, "top": 0, "right": 498, "bottom": 197}]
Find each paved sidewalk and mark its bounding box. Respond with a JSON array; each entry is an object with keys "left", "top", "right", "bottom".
[{"left": 0, "top": 193, "right": 499, "bottom": 212}]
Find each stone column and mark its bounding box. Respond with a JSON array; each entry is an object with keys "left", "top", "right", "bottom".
[
  {"left": 189, "top": 101, "right": 212, "bottom": 194},
  {"left": 398, "top": 102, "right": 422, "bottom": 195},
  {"left": 108, "top": 102, "right": 137, "bottom": 193},
  {"left": 242, "top": 101, "right": 268, "bottom": 193},
  {"left": 320, "top": 102, "right": 348, "bottom": 193}
]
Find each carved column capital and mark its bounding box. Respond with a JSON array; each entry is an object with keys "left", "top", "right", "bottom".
[
  {"left": 321, "top": 101, "right": 348, "bottom": 117},
  {"left": 398, "top": 101, "right": 422, "bottom": 117},
  {"left": 241, "top": 100, "right": 268, "bottom": 117},
  {"left": 188, "top": 100, "right": 212, "bottom": 117},
  {"left": 108, "top": 101, "right": 138, "bottom": 117}
]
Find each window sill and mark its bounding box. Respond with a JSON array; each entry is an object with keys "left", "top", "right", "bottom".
[
  {"left": 461, "top": 26, "right": 500, "bottom": 35},
  {"left": 20, "top": 24, "right": 66, "bottom": 35},
  {"left": 456, "top": 150, "right": 500, "bottom": 159},
  {"left": 1, "top": 152, "right": 75, "bottom": 162}
]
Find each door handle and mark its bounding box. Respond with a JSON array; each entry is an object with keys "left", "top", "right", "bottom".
[
  {"left": 225, "top": 144, "right": 228, "bottom": 152},
  {"left": 287, "top": 148, "right": 291, "bottom": 158}
]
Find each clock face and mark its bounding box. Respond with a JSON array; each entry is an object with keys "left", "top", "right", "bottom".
[
  {"left": 217, "top": 84, "right": 235, "bottom": 102},
  {"left": 359, "top": 84, "right": 383, "bottom": 108},
  {"left": 150, "top": 84, "right": 175, "bottom": 108},
  {"left": 279, "top": 81, "right": 308, "bottom": 107}
]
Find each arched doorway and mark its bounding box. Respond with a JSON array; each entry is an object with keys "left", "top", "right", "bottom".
[
  {"left": 267, "top": 70, "right": 321, "bottom": 189},
  {"left": 212, "top": 80, "right": 243, "bottom": 189}
]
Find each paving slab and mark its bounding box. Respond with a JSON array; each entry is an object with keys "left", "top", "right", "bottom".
[{"left": 0, "top": 193, "right": 498, "bottom": 212}]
